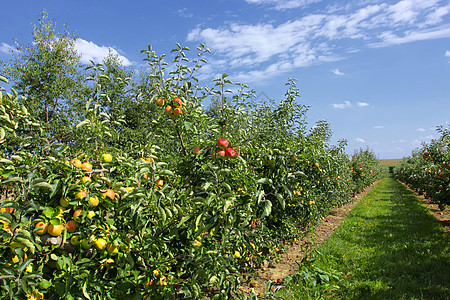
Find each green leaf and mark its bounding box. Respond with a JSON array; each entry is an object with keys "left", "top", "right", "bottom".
[
  {"left": 195, "top": 213, "right": 203, "bottom": 229},
  {"left": 222, "top": 183, "right": 232, "bottom": 193},
  {"left": 0, "top": 128, "right": 5, "bottom": 140},
  {"left": 43, "top": 207, "right": 55, "bottom": 218},
  {"left": 224, "top": 199, "right": 233, "bottom": 214},
  {"left": 261, "top": 200, "right": 272, "bottom": 218},
  {"left": 257, "top": 190, "right": 265, "bottom": 204},
  {"left": 18, "top": 258, "right": 34, "bottom": 273},
  {"left": 158, "top": 169, "right": 175, "bottom": 177},
  {"left": 39, "top": 279, "right": 52, "bottom": 289},
  {"left": 2, "top": 177, "right": 23, "bottom": 184},
  {"left": 276, "top": 193, "right": 285, "bottom": 210},
  {"left": 256, "top": 178, "right": 272, "bottom": 185},
  {"left": 0, "top": 158, "right": 13, "bottom": 165},
  {"left": 0, "top": 214, "right": 12, "bottom": 224},
  {"left": 76, "top": 119, "right": 90, "bottom": 129},
  {"left": 14, "top": 236, "right": 35, "bottom": 254},
  {"left": 10, "top": 155, "right": 23, "bottom": 162},
  {"left": 178, "top": 216, "right": 190, "bottom": 228},
  {"left": 0, "top": 76, "right": 9, "bottom": 83},
  {"left": 33, "top": 181, "right": 53, "bottom": 192}
]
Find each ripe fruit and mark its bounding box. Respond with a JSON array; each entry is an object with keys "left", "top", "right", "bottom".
[
  {"left": 59, "top": 198, "right": 70, "bottom": 208},
  {"left": 156, "top": 179, "right": 164, "bottom": 187},
  {"left": 81, "top": 162, "right": 93, "bottom": 172},
  {"left": 35, "top": 222, "right": 48, "bottom": 235},
  {"left": 73, "top": 210, "right": 83, "bottom": 223},
  {"left": 234, "top": 250, "right": 241, "bottom": 258},
  {"left": 0, "top": 207, "right": 13, "bottom": 213},
  {"left": 156, "top": 98, "right": 165, "bottom": 106},
  {"left": 291, "top": 157, "right": 297, "bottom": 163},
  {"left": 88, "top": 196, "right": 99, "bottom": 207},
  {"left": 47, "top": 224, "right": 65, "bottom": 236},
  {"left": 193, "top": 147, "right": 200, "bottom": 155},
  {"left": 217, "top": 149, "right": 226, "bottom": 157},
  {"left": 172, "top": 97, "right": 182, "bottom": 108},
  {"left": 66, "top": 220, "right": 77, "bottom": 233},
  {"left": 75, "top": 191, "right": 87, "bottom": 199},
  {"left": 87, "top": 211, "right": 96, "bottom": 219},
  {"left": 225, "top": 148, "right": 237, "bottom": 158},
  {"left": 81, "top": 176, "right": 92, "bottom": 183},
  {"left": 217, "top": 138, "right": 229, "bottom": 150},
  {"left": 94, "top": 238, "right": 107, "bottom": 250},
  {"left": 101, "top": 153, "right": 113, "bottom": 163},
  {"left": 173, "top": 107, "right": 182, "bottom": 116},
  {"left": 102, "top": 189, "right": 115, "bottom": 200},
  {"left": 70, "top": 235, "right": 81, "bottom": 246},
  {"left": 70, "top": 158, "right": 82, "bottom": 168},
  {"left": 165, "top": 106, "right": 173, "bottom": 115}
]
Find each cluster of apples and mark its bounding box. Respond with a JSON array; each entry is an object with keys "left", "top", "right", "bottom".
[
  {"left": 157, "top": 97, "right": 183, "bottom": 120},
  {"left": 213, "top": 138, "right": 239, "bottom": 159}
]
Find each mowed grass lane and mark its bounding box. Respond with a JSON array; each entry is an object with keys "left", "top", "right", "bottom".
[{"left": 279, "top": 176, "right": 450, "bottom": 299}]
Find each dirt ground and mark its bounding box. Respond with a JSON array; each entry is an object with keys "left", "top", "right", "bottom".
[{"left": 239, "top": 180, "right": 449, "bottom": 297}]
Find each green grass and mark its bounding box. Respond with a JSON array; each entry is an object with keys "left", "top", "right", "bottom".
[{"left": 277, "top": 176, "right": 450, "bottom": 299}]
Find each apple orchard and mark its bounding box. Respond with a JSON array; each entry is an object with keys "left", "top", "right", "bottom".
[{"left": 0, "top": 42, "right": 390, "bottom": 299}]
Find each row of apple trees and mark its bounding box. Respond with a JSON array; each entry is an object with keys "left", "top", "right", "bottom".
[
  {"left": 0, "top": 44, "right": 385, "bottom": 300},
  {"left": 394, "top": 126, "right": 449, "bottom": 211}
]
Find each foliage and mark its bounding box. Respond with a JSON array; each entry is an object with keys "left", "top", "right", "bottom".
[
  {"left": 0, "top": 37, "right": 383, "bottom": 299},
  {"left": 349, "top": 147, "right": 386, "bottom": 193},
  {"left": 0, "top": 10, "right": 82, "bottom": 147},
  {"left": 394, "top": 125, "right": 450, "bottom": 210}
]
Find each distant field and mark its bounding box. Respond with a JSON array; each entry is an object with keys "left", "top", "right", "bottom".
[{"left": 378, "top": 159, "right": 403, "bottom": 166}]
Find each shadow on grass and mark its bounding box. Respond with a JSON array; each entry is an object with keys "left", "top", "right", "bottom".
[{"left": 332, "top": 178, "right": 450, "bottom": 299}]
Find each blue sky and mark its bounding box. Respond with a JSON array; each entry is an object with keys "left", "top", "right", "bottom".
[{"left": 1, "top": 0, "right": 449, "bottom": 159}]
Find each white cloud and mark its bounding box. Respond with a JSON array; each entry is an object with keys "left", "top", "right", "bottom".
[
  {"left": 446, "top": 50, "right": 450, "bottom": 56},
  {"left": 245, "top": 0, "right": 322, "bottom": 10},
  {"left": 188, "top": 0, "right": 450, "bottom": 82},
  {"left": 370, "top": 25, "right": 450, "bottom": 47},
  {"left": 0, "top": 42, "right": 14, "bottom": 55},
  {"left": 374, "top": 125, "right": 384, "bottom": 129},
  {"left": 177, "top": 8, "right": 193, "bottom": 18},
  {"left": 386, "top": 0, "right": 440, "bottom": 25},
  {"left": 74, "top": 38, "right": 132, "bottom": 66},
  {"left": 357, "top": 101, "right": 370, "bottom": 107},
  {"left": 331, "top": 100, "right": 352, "bottom": 109},
  {"left": 417, "top": 127, "right": 426, "bottom": 132},
  {"left": 355, "top": 137, "right": 366, "bottom": 143},
  {"left": 331, "top": 68, "right": 344, "bottom": 75},
  {"left": 424, "top": 3, "right": 450, "bottom": 25},
  {"left": 331, "top": 101, "right": 371, "bottom": 109}
]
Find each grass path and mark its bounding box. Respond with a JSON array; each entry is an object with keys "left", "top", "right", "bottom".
[{"left": 278, "top": 176, "right": 450, "bottom": 299}]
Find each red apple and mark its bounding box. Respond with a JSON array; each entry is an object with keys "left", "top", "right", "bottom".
[
  {"left": 217, "top": 138, "right": 229, "bottom": 150},
  {"left": 217, "top": 149, "right": 226, "bottom": 157},
  {"left": 173, "top": 97, "right": 182, "bottom": 108},
  {"left": 225, "top": 148, "right": 237, "bottom": 158},
  {"left": 156, "top": 98, "right": 165, "bottom": 106},
  {"left": 193, "top": 147, "right": 200, "bottom": 155},
  {"left": 173, "top": 107, "right": 182, "bottom": 116}
]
